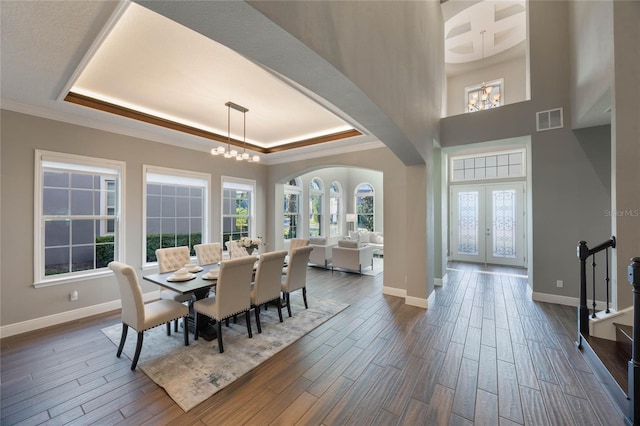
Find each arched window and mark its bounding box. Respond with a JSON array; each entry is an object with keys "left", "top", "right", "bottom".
[
  {"left": 355, "top": 183, "right": 374, "bottom": 231},
  {"left": 283, "top": 178, "right": 301, "bottom": 240},
  {"left": 329, "top": 181, "right": 342, "bottom": 236},
  {"left": 309, "top": 178, "right": 324, "bottom": 237}
]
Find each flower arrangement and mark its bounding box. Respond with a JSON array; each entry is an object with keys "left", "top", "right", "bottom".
[{"left": 239, "top": 236, "right": 263, "bottom": 254}]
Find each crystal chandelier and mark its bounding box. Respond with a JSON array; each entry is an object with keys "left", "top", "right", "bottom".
[
  {"left": 468, "top": 30, "right": 501, "bottom": 112},
  {"left": 211, "top": 101, "right": 260, "bottom": 162}
]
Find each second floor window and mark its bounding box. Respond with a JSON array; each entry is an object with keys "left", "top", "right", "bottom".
[{"left": 144, "top": 166, "right": 209, "bottom": 264}]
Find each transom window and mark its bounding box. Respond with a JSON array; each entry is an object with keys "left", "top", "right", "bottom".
[
  {"left": 355, "top": 183, "right": 374, "bottom": 231},
  {"left": 309, "top": 178, "right": 324, "bottom": 237},
  {"left": 144, "top": 166, "right": 209, "bottom": 264},
  {"left": 283, "top": 178, "right": 301, "bottom": 240},
  {"left": 34, "top": 150, "right": 124, "bottom": 286},
  {"left": 222, "top": 177, "right": 256, "bottom": 249},
  {"left": 329, "top": 181, "right": 342, "bottom": 237},
  {"left": 451, "top": 150, "right": 525, "bottom": 182}
]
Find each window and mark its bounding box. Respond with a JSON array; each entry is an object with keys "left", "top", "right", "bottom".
[
  {"left": 309, "top": 178, "right": 324, "bottom": 237},
  {"left": 222, "top": 177, "right": 255, "bottom": 249},
  {"left": 465, "top": 79, "right": 503, "bottom": 112},
  {"left": 144, "top": 166, "right": 209, "bottom": 264},
  {"left": 451, "top": 150, "right": 525, "bottom": 182},
  {"left": 34, "top": 150, "right": 124, "bottom": 286},
  {"left": 329, "top": 181, "right": 342, "bottom": 236},
  {"left": 283, "top": 178, "right": 301, "bottom": 240},
  {"left": 355, "top": 183, "right": 374, "bottom": 231}
]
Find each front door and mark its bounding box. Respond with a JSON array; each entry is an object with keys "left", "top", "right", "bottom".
[{"left": 451, "top": 182, "right": 526, "bottom": 267}]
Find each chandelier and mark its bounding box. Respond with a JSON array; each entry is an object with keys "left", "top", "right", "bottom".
[
  {"left": 211, "top": 101, "right": 260, "bottom": 162},
  {"left": 468, "top": 30, "right": 501, "bottom": 112}
]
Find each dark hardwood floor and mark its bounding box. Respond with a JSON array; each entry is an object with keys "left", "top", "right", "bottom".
[{"left": 1, "top": 263, "right": 627, "bottom": 425}]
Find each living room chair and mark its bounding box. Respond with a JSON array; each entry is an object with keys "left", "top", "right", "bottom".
[
  {"left": 156, "top": 246, "right": 193, "bottom": 332},
  {"left": 281, "top": 245, "right": 313, "bottom": 317},
  {"left": 193, "top": 256, "right": 256, "bottom": 353},
  {"left": 108, "top": 261, "right": 189, "bottom": 370},
  {"left": 331, "top": 240, "right": 375, "bottom": 274},
  {"left": 225, "top": 240, "right": 250, "bottom": 258},
  {"left": 194, "top": 242, "right": 222, "bottom": 265},
  {"left": 250, "top": 250, "right": 288, "bottom": 333}
]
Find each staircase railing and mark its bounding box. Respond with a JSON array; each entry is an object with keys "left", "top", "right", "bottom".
[
  {"left": 576, "top": 236, "right": 616, "bottom": 346},
  {"left": 629, "top": 257, "right": 640, "bottom": 425}
]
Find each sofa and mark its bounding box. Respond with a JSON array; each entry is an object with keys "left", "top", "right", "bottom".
[
  {"left": 308, "top": 237, "right": 335, "bottom": 268},
  {"left": 331, "top": 239, "right": 375, "bottom": 274},
  {"left": 349, "top": 230, "right": 384, "bottom": 256}
]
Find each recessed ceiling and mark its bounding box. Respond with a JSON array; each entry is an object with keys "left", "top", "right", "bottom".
[{"left": 64, "top": 2, "right": 362, "bottom": 154}]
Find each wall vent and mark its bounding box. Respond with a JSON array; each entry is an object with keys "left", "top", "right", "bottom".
[{"left": 536, "top": 108, "right": 563, "bottom": 131}]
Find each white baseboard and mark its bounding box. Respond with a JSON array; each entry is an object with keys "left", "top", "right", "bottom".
[
  {"left": 0, "top": 291, "right": 159, "bottom": 339},
  {"left": 406, "top": 296, "right": 428, "bottom": 309},
  {"left": 382, "top": 286, "right": 406, "bottom": 299},
  {"left": 434, "top": 272, "right": 447, "bottom": 287},
  {"left": 531, "top": 292, "right": 608, "bottom": 310}
]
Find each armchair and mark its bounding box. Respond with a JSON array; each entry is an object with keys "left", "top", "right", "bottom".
[
  {"left": 331, "top": 240, "right": 374, "bottom": 274},
  {"left": 308, "top": 237, "right": 335, "bottom": 269}
]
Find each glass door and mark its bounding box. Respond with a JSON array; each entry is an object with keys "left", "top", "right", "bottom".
[{"left": 451, "top": 182, "right": 526, "bottom": 267}]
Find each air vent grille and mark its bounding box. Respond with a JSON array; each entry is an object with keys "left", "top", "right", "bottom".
[{"left": 536, "top": 108, "right": 563, "bottom": 131}]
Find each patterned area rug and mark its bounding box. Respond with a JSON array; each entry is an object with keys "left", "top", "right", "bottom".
[{"left": 101, "top": 296, "right": 348, "bottom": 412}]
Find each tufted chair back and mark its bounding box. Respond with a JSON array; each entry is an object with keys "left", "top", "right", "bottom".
[
  {"left": 156, "top": 246, "right": 191, "bottom": 273},
  {"left": 194, "top": 243, "right": 222, "bottom": 265},
  {"left": 225, "top": 240, "right": 250, "bottom": 258}
]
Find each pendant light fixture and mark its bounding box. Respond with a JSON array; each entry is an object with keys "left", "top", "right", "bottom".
[
  {"left": 468, "top": 30, "right": 501, "bottom": 112},
  {"left": 211, "top": 101, "right": 260, "bottom": 162}
]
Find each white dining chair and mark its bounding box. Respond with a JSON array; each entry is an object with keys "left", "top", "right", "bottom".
[
  {"left": 251, "top": 250, "right": 288, "bottom": 333},
  {"left": 194, "top": 242, "right": 222, "bottom": 265},
  {"left": 156, "top": 246, "right": 193, "bottom": 332},
  {"left": 193, "top": 256, "right": 257, "bottom": 353},
  {"left": 108, "top": 261, "right": 189, "bottom": 370},
  {"left": 281, "top": 245, "right": 313, "bottom": 317}
]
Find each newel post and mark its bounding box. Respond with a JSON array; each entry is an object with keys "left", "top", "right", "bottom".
[
  {"left": 628, "top": 257, "right": 640, "bottom": 425},
  {"left": 577, "top": 241, "right": 590, "bottom": 347}
]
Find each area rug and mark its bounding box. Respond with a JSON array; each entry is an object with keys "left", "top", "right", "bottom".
[{"left": 101, "top": 296, "right": 348, "bottom": 412}]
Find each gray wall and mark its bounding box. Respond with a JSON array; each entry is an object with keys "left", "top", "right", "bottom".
[
  {"left": 440, "top": 1, "right": 614, "bottom": 301},
  {"left": 0, "top": 110, "right": 268, "bottom": 325}
]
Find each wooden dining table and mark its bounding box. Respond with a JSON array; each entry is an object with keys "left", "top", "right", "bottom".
[{"left": 143, "top": 264, "right": 221, "bottom": 341}]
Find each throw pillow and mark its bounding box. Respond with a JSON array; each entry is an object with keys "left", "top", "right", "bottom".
[
  {"left": 309, "top": 237, "right": 327, "bottom": 245},
  {"left": 338, "top": 239, "right": 360, "bottom": 248}
]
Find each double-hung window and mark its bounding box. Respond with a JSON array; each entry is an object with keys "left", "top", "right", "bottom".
[
  {"left": 144, "top": 166, "right": 210, "bottom": 264},
  {"left": 222, "top": 177, "right": 255, "bottom": 248},
  {"left": 34, "top": 150, "right": 124, "bottom": 286},
  {"left": 329, "top": 181, "right": 342, "bottom": 237}
]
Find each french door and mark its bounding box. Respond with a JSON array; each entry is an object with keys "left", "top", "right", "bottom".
[{"left": 451, "top": 182, "right": 526, "bottom": 267}]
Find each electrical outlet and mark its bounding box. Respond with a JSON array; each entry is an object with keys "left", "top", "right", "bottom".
[
  {"left": 70, "top": 290, "right": 78, "bottom": 301},
  {"left": 556, "top": 280, "right": 563, "bottom": 288}
]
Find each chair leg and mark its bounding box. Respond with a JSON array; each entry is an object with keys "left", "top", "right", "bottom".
[
  {"left": 166, "top": 322, "right": 171, "bottom": 336},
  {"left": 217, "top": 321, "right": 224, "bottom": 353},
  {"left": 194, "top": 313, "right": 200, "bottom": 340},
  {"left": 254, "top": 306, "right": 262, "bottom": 334},
  {"left": 131, "top": 331, "right": 143, "bottom": 370},
  {"left": 117, "top": 323, "right": 128, "bottom": 357},
  {"left": 276, "top": 298, "right": 283, "bottom": 322},
  {"left": 245, "top": 310, "right": 253, "bottom": 338},
  {"left": 302, "top": 287, "right": 308, "bottom": 309},
  {"left": 183, "top": 316, "right": 189, "bottom": 346},
  {"left": 286, "top": 292, "right": 292, "bottom": 317}
]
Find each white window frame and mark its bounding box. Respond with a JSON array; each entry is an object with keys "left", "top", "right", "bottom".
[
  {"left": 450, "top": 148, "right": 526, "bottom": 183},
  {"left": 329, "top": 181, "right": 342, "bottom": 237},
  {"left": 34, "top": 150, "right": 125, "bottom": 287},
  {"left": 355, "top": 182, "right": 375, "bottom": 232},
  {"left": 142, "top": 165, "right": 211, "bottom": 268},
  {"left": 309, "top": 177, "right": 324, "bottom": 237},
  {"left": 222, "top": 176, "right": 256, "bottom": 248},
  {"left": 283, "top": 178, "right": 301, "bottom": 240}
]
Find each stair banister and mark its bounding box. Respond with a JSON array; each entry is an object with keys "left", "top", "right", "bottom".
[{"left": 629, "top": 257, "right": 640, "bottom": 425}]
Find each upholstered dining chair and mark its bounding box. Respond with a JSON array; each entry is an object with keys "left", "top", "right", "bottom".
[
  {"left": 193, "top": 256, "right": 257, "bottom": 353},
  {"left": 156, "top": 246, "right": 193, "bottom": 331},
  {"left": 250, "top": 250, "right": 288, "bottom": 333},
  {"left": 281, "top": 245, "right": 314, "bottom": 317},
  {"left": 225, "top": 240, "right": 250, "bottom": 258},
  {"left": 194, "top": 242, "right": 222, "bottom": 265},
  {"left": 283, "top": 238, "right": 310, "bottom": 274},
  {"left": 108, "top": 261, "right": 189, "bottom": 370}
]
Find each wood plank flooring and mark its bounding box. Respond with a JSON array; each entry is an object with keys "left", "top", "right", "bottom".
[{"left": 1, "top": 263, "right": 627, "bottom": 425}]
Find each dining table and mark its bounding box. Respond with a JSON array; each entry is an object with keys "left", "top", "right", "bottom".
[{"left": 143, "top": 263, "right": 221, "bottom": 341}]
